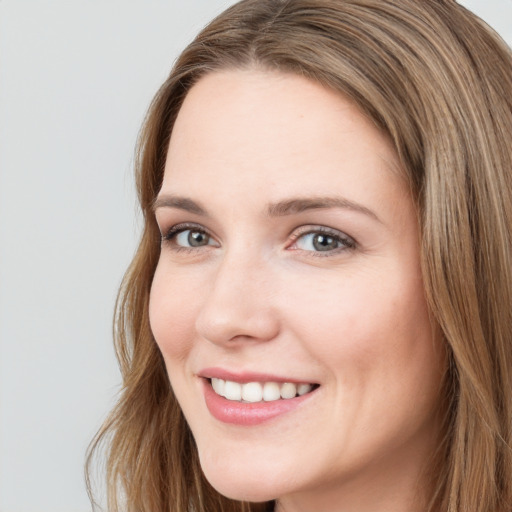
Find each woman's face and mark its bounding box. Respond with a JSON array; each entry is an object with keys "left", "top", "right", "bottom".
[{"left": 150, "top": 69, "right": 445, "bottom": 510}]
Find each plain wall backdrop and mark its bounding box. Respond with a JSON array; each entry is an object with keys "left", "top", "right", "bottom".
[{"left": 0, "top": 1, "right": 510, "bottom": 511}]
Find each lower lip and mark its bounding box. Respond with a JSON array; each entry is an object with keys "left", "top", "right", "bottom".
[{"left": 202, "top": 379, "right": 316, "bottom": 426}]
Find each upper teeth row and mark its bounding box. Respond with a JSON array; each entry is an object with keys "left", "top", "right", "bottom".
[{"left": 211, "top": 378, "right": 314, "bottom": 403}]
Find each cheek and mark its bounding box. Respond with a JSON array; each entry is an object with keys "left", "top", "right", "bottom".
[
  {"left": 149, "top": 263, "right": 201, "bottom": 360},
  {"left": 285, "top": 264, "right": 439, "bottom": 384},
  {"left": 288, "top": 268, "right": 444, "bottom": 454}
]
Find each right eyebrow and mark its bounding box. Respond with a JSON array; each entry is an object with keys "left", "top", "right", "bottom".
[{"left": 152, "top": 195, "right": 209, "bottom": 216}]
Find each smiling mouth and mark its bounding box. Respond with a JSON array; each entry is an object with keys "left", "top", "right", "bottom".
[{"left": 208, "top": 378, "right": 319, "bottom": 403}]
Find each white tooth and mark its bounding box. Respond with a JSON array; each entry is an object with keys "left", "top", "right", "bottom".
[
  {"left": 297, "top": 383, "right": 313, "bottom": 396},
  {"left": 224, "top": 380, "right": 242, "bottom": 401},
  {"left": 211, "top": 378, "right": 225, "bottom": 396},
  {"left": 263, "top": 382, "right": 281, "bottom": 401},
  {"left": 280, "top": 382, "right": 297, "bottom": 399},
  {"left": 242, "top": 382, "right": 263, "bottom": 403}
]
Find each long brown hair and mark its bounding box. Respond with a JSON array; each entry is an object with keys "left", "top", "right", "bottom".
[{"left": 86, "top": 1, "right": 512, "bottom": 511}]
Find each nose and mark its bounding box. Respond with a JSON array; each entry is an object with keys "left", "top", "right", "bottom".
[{"left": 195, "top": 253, "right": 280, "bottom": 346}]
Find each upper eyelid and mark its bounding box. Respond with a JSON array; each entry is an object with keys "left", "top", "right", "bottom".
[
  {"left": 291, "top": 224, "right": 347, "bottom": 236},
  {"left": 159, "top": 222, "right": 351, "bottom": 238},
  {"left": 289, "top": 225, "right": 356, "bottom": 243},
  {"left": 161, "top": 222, "right": 212, "bottom": 238}
]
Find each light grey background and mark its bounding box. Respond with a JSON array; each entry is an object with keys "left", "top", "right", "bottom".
[{"left": 0, "top": 1, "right": 510, "bottom": 511}]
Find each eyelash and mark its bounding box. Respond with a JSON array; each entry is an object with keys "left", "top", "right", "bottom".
[
  {"left": 160, "top": 223, "right": 357, "bottom": 256},
  {"left": 288, "top": 226, "right": 356, "bottom": 256},
  {"left": 161, "top": 223, "right": 213, "bottom": 254}
]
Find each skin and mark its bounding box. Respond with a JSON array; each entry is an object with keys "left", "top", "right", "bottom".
[{"left": 150, "top": 69, "right": 445, "bottom": 512}]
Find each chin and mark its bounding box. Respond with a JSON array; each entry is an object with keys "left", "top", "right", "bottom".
[
  {"left": 198, "top": 450, "right": 293, "bottom": 502},
  {"left": 203, "top": 471, "right": 278, "bottom": 502}
]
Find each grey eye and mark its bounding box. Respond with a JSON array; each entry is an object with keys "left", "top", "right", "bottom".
[
  {"left": 295, "top": 231, "right": 354, "bottom": 252},
  {"left": 313, "top": 233, "right": 339, "bottom": 251},
  {"left": 176, "top": 229, "right": 213, "bottom": 247}
]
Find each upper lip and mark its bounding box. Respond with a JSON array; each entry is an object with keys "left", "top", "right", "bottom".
[{"left": 198, "top": 367, "right": 318, "bottom": 385}]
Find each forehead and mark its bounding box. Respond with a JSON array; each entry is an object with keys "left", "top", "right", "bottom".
[{"left": 163, "top": 69, "right": 406, "bottom": 213}]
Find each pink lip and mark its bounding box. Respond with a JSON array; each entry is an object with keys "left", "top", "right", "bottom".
[
  {"left": 199, "top": 367, "right": 315, "bottom": 384},
  {"left": 199, "top": 369, "right": 318, "bottom": 426}
]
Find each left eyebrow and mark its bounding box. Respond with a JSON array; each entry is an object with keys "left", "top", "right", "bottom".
[
  {"left": 266, "top": 196, "right": 381, "bottom": 223},
  {"left": 152, "top": 195, "right": 209, "bottom": 216}
]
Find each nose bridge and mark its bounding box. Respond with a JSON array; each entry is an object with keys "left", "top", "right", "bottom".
[{"left": 195, "top": 245, "right": 279, "bottom": 345}]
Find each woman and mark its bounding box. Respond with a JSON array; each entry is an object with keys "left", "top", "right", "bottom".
[{"left": 87, "top": 1, "right": 512, "bottom": 511}]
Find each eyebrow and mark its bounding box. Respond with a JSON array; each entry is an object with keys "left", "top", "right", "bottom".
[
  {"left": 153, "top": 195, "right": 208, "bottom": 216},
  {"left": 153, "top": 194, "right": 380, "bottom": 222},
  {"left": 266, "top": 196, "right": 380, "bottom": 221}
]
